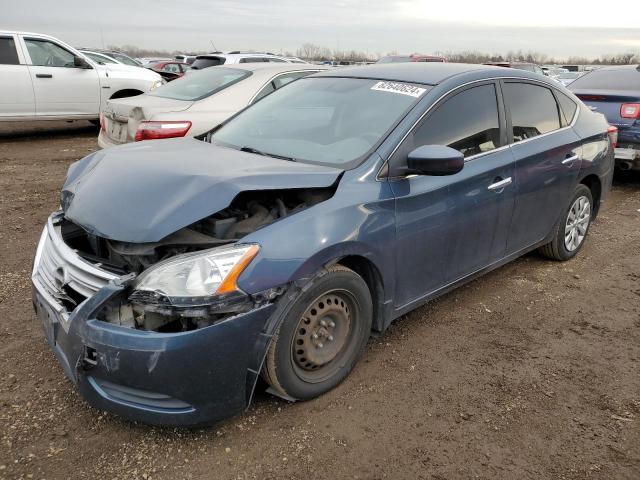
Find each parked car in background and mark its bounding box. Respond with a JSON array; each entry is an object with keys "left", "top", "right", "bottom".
[
  {"left": 376, "top": 54, "right": 446, "bottom": 63},
  {"left": 483, "top": 61, "right": 545, "bottom": 76},
  {"left": 285, "top": 57, "right": 309, "bottom": 64},
  {"left": 79, "top": 49, "right": 141, "bottom": 67},
  {"left": 544, "top": 66, "right": 569, "bottom": 78},
  {"left": 562, "top": 65, "right": 580, "bottom": 72},
  {"left": 138, "top": 57, "right": 173, "bottom": 67},
  {"left": 190, "top": 52, "right": 292, "bottom": 69},
  {"left": 174, "top": 54, "right": 197, "bottom": 65},
  {"left": 0, "top": 31, "right": 163, "bottom": 122},
  {"left": 34, "top": 63, "right": 614, "bottom": 426},
  {"left": 555, "top": 71, "right": 583, "bottom": 86},
  {"left": 148, "top": 61, "right": 191, "bottom": 81},
  {"left": 98, "top": 63, "right": 327, "bottom": 148},
  {"left": 570, "top": 65, "right": 640, "bottom": 171}
]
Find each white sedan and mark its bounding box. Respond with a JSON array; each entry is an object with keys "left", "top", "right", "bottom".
[{"left": 98, "top": 63, "right": 327, "bottom": 148}]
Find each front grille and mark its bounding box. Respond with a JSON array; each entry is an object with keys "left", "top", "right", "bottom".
[{"left": 32, "top": 213, "right": 119, "bottom": 313}]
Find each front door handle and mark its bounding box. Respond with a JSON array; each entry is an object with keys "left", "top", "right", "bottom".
[
  {"left": 36, "top": 73, "right": 53, "bottom": 78},
  {"left": 488, "top": 177, "right": 512, "bottom": 192},
  {"left": 562, "top": 154, "right": 579, "bottom": 165}
]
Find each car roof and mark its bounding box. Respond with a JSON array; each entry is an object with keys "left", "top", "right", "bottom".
[
  {"left": 592, "top": 64, "right": 640, "bottom": 72},
  {"left": 212, "top": 63, "right": 328, "bottom": 73},
  {"left": 312, "top": 62, "right": 537, "bottom": 86}
]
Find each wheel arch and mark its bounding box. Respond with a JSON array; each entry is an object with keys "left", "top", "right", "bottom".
[
  {"left": 579, "top": 174, "right": 602, "bottom": 217},
  {"left": 109, "top": 89, "right": 144, "bottom": 100}
]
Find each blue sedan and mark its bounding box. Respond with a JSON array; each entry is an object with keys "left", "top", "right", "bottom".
[
  {"left": 570, "top": 65, "right": 640, "bottom": 171},
  {"left": 32, "top": 63, "right": 614, "bottom": 426}
]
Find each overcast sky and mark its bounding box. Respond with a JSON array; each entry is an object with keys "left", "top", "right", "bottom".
[{"left": 4, "top": 0, "right": 640, "bottom": 58}]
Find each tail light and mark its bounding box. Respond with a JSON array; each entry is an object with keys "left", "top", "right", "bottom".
[
  {"left": 576, "top": 94, "right": 605, "bottom": 101},
  {"left": 607, "top": 125, "right": 618, "bottom": 148},
  {"left": 135, "top": 121, "right": 192, "bottom": 141},
  {"left": 99, "top": 112, "right": 105, "bottom": 131},
  {"left": 620, "top": 103, "right": 640, "bottom": 119}
]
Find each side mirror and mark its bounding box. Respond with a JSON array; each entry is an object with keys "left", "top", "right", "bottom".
[
  {"left": 74, "top": 56, "right": 93, "bottom": 69},
  {"left": 406, "top": 145, "right": 464, "bottom": 176}
]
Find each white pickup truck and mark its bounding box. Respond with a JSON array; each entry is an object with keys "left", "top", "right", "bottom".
[{"left": 0, "top": 31, "right": 164, "bottom": 122}]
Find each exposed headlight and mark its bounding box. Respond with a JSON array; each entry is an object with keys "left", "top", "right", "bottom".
[
  {"left": 133, "top": 244, "right": 259, "bottom": 302},
  {"left": 149, "top": 79, "right": 164, "bottom": 91}
]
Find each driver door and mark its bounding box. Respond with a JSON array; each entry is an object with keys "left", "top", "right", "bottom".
[{"left": 20, "top": 35, "right": 99, "bottom": 117}]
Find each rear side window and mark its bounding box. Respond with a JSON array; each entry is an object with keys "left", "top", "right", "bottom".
[
  {"left": 569, "top": 68, "right": 639, "bottom": 91},
  {"left": 556, "top": 91, "right": 578, "bottom": 126},
  {"left": 0, "top": 37, "right": 19, "bottom": 65},
  {"left": 504, "top": 83, "right": 561, "bottom": 142},
  {"left": 413, "top": 84, "right": 501, "bottom": 158}
]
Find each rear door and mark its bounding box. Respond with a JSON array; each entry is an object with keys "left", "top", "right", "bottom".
[
  {"left": 20, "top": 35, "right": 100, "bottom": 117},
  {"left": 502, "top": 81, "right": 582, "bottom": 254},
  {"left": 390, "top": 82, "right": 516, "bottom": 307},
  {"left": 0, "top": 34, "right": 35, "bottom": 118}
]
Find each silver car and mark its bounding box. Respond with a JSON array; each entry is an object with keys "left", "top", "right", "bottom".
[{"left": 98, "top": 63, "right": 326, "bottom": 148}]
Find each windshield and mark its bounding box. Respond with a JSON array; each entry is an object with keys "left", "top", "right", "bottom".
[
  {"left": 191, "top": 56, "right": 225, "bottom": 69},
  {"left": 212, "top": 77, "right": 428, "bottom": 167},
  {"left": 570, "top": 68, "right": 640, "bottom": 91},
  {"left": 83, "top": 52, "right": 116, "bottom": 64},
  {"left": 109, "top": 52, "right": 140, "bottom": 66},
  {"left": 148, "top": 67, "right": 250, "bottom": 101}
]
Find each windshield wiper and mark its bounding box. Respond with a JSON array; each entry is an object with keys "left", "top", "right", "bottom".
[{"left": 239, "top": 146, "right": 296, "bottom": 162}]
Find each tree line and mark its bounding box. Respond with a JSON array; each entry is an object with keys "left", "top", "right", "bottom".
[{"left": 108, "top": 42, "right": 640, "bottom": 65}]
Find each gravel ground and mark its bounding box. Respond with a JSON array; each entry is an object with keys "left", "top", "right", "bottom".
[{"left": 0, "top": 121, "right": 639, "bottom": 480}]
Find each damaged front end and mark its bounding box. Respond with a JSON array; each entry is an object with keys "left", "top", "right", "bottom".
[
  {"left": 31, "top": 186, "right": 335, "bottom": 425},
  {"left": 57, "top": 187, "right": 332, "bottom": 332}
]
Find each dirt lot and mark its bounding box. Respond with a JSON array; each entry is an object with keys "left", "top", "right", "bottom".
[{"left": 0, "top": 121, "right": 639, "bottom": 480}]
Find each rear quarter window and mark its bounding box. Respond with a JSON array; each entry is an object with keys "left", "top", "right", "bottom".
[{"left": 555, "top": 91, "right": 578, "bottom": 125}]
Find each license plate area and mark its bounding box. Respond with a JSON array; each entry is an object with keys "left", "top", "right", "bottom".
[{"left": 108, "top": 119, "right": 128, "bottom": 143}]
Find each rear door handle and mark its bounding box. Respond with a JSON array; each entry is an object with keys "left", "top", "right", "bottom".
[
  {"left": 36, "top": 73, "right": 53, "bottom": 78},
  {"left": 488, "top": 177, "right": 512, "bottom": 191},
  {"left": 562, "top": 154, "right": 579, "bottom": 165}
]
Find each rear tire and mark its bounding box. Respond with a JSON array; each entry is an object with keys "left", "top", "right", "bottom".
[
  {"left": 539, "top": 184, "right": 593, "bottom": 261},
  {"left": 263, "top": 265, "right": 372, "bottom": 400}
]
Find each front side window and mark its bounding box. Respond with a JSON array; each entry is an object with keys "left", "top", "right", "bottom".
[
  {"left": 412, "top": 84, "right": 501, "bottom": 158},
  {"left": 0, "top": 37, "right": 20, "bottom": 65},
  {"left": 212, "top": 77, "right": 427, "bottom": 167},
  {"left": 148, "top": 67, "right": 250, "bottom": 101},
  {"left": 25, "top": 39, "right": 75, "bottom": 67},
  {"left": 503, "top": 83, "right": 561, "bottom": 142}
]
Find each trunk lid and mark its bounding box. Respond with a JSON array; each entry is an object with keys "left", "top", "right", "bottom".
[{"left": 102, "top": 95, "right": 193, "bottom": 145}]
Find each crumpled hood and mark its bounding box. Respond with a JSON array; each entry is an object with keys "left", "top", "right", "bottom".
[{"left": 62, "top": 138, "right": 343, "bottom": 243}]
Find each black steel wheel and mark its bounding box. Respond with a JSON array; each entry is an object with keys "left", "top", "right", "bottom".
[{"left": 263, "top": 265, "right": 372, "bottom": 400}]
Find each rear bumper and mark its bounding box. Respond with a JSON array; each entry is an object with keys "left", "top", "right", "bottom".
[
  {"left": 614, "top": 144, "right": 640, "bottom": 170},
  {"left": 33, "top": 281, "right": 276, "bottom": 426},
  {"left": 97, "top": 129, "right": 126, "bottom": 149}
]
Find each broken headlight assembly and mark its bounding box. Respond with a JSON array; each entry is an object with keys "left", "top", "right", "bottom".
[
  {"left": 132, "top": 243, "right": 259, "bottom": 305},
  {"left": 123, "top": 244, "right": 263, "bottom": 331}
]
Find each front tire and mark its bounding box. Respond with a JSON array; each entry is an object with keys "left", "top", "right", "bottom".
[
  {"left": 263, "top": 265, "right": 372, "bottom": 400},
  {"left": 539, "top": 184, "right": 593, "bottom": 261}
]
